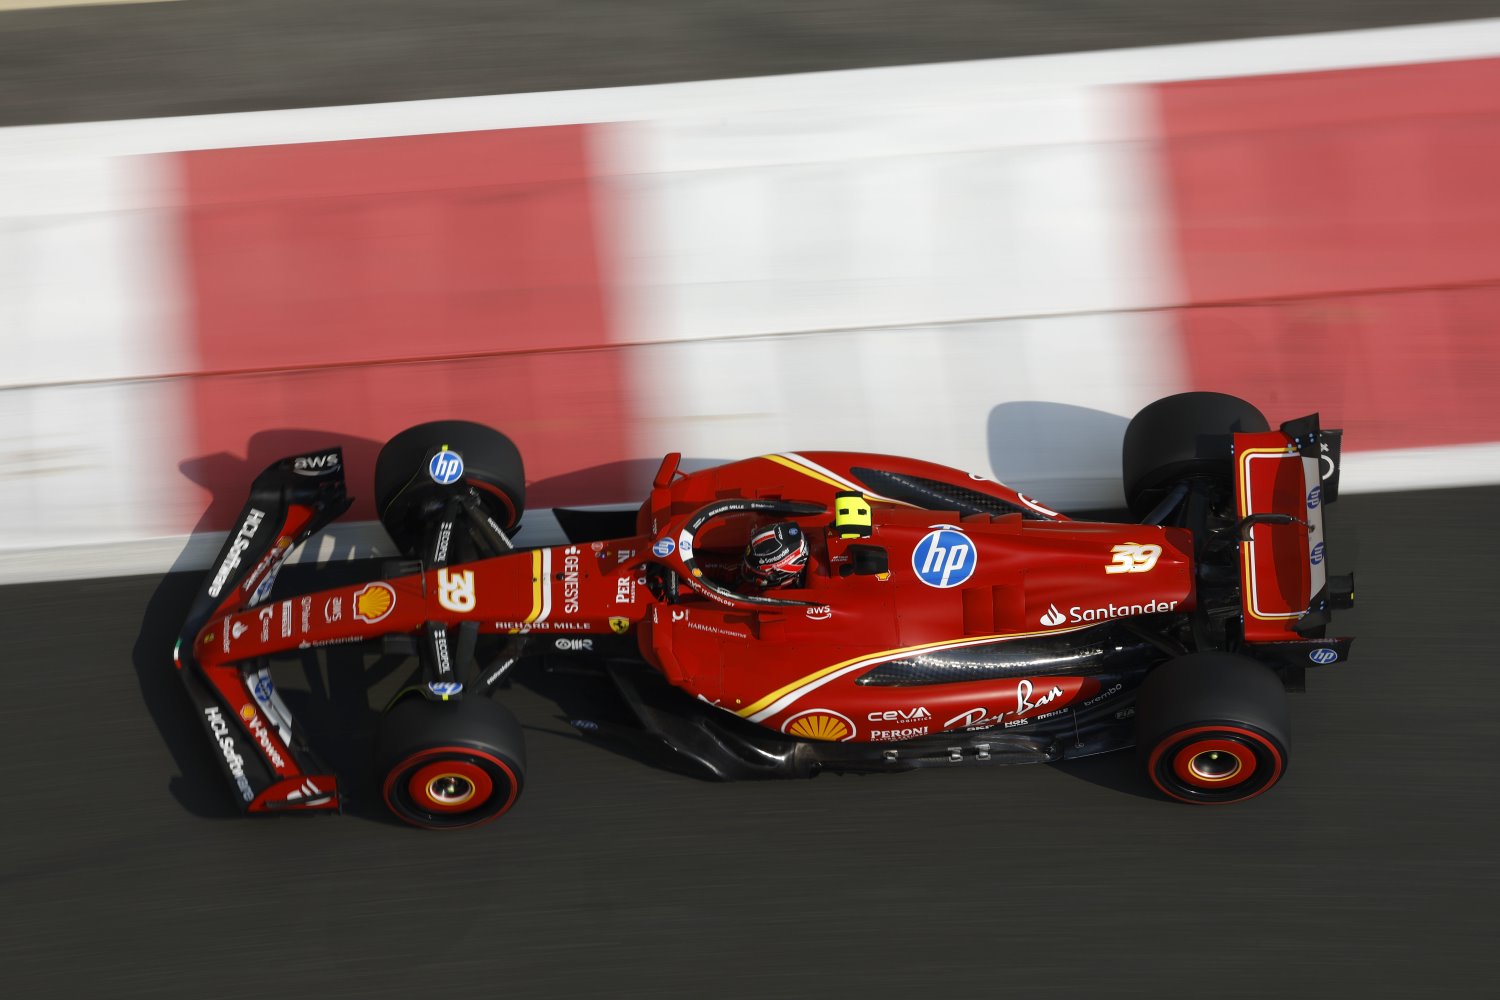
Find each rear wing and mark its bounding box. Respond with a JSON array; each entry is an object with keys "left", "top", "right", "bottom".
[
  {"left": 1234, "top": 415, "right": 1354, "bottom": 658},
  {"left": 173, "top": 448, "right": 352, "bottom": 815}
]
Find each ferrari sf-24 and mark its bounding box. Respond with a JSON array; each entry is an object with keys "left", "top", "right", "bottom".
[{"left": 175, "top": 392, "right": 1353, "bottom": 828}]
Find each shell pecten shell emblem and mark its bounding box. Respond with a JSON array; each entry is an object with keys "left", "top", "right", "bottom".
[
  {"left": 782, "top": 709, "right": 856, "bottom": 742},
  {"left": 353, "top": 582, "right": 396, "bottom": 624}
]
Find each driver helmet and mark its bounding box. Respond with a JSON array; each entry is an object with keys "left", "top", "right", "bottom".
[{"left": 742, "top": 521, "right": 810, "bottom": 588}]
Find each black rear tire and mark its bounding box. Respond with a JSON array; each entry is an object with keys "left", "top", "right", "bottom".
[
  {"left": 374, "top": 420, "right": 525, "bottom": 557},
  {"left": 1134, "top": 652, "right": 1289, "bottom": 804},
  {"left": 1122, "top": 392, "right": 1267, "bottom": 518},
  {"left": 377, "top": 695, "right": 528, "bottom": 830}
]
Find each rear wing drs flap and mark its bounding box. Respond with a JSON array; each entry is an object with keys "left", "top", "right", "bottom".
[{"left": 1234, "top": 415, "right": 1354, "bottom": 656}]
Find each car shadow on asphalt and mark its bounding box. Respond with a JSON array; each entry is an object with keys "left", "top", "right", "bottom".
[
  {"left": 1047, "top": 748, "right": 1161, "bottom": 802},
  {"left": 130, "top": 560, "right": 415, "bottom": 823}
]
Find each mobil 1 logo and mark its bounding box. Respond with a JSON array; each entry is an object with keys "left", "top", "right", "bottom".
[
  {"left": 912, "top": 527, "right": 977, "bottom": 588},
  {"left": 429, "top": 448, "right": 464, "bottom": 485}
]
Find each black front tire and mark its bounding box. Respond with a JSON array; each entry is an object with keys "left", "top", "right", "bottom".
[
  {"left": 377, "top": 695, "right": 528, "bottom": 830},
  {"left": 1122, "top": 392, "right": 1267, "bottom": 518},
  {"left": 1135, "top": 652, "right": 1289, "bottom": 804},
  {"left": 374, "top": 420, "right": 525, "bottom": 557}
]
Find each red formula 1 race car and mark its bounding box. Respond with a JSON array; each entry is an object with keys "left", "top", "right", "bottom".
[{"left": 174, "top": 393, "right": 1353, "bottom": 828}]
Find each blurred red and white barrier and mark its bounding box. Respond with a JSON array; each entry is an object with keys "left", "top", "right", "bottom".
[{"left": 3, "top": 18, "right": 1499, "bottom": 581}]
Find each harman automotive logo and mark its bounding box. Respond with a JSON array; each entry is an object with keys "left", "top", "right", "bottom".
[
  {"left": 428, "top": 448, "right": 464, "bottom": 484},
  {"left": 912, "top": 527, "right": 977, "bottom": 588},
  {"left": 1309, "top": 647, "right": 1339, "bottom": 664}
]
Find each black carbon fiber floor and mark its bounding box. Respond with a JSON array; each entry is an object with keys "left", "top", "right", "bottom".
[{"left": 0, "top": 486, "right": 1495, "bottom": 999}]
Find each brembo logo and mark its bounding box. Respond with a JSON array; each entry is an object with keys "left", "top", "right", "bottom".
[{"left": 208, "top": 509, "right": 266, "bottom": 597}]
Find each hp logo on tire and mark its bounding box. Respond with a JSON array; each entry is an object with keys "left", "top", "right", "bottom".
[
  {"left": 429, "top": 450, "right": 465, "bottom": 485},
  {"left": 912, "top": 528, "right": 977, "bottom": 588}
]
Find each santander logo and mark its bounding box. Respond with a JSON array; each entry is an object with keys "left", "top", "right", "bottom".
[{"left": 1040, "top": 604, "right": 1066, "bottom": 627}]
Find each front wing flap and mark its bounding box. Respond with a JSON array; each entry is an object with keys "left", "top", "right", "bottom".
[{"left": 175, "top": 447, "right": 352, "bottom": 814}]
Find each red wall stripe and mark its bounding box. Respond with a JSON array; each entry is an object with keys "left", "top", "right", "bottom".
[
  {"left": 178, "top": 126, "right": 631, "bottom": 530},
  {"left": 1155, "top": 57, "right": 1500, "bottom": 450}
]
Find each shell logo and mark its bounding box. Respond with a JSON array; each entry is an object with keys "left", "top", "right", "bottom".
[
  {"left": 782, "top": 709, "right": 856, "bottom": 742},
  {"left": 239, "top": 704, "right": 256, "bottom": 722},
  {"left": 354, "top": 582, "right": 396, "bottom": 624}
]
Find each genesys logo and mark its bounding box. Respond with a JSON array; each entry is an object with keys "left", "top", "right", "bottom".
[{"left": 1041, "top": 598, "right": 1179, "bottom": 627}]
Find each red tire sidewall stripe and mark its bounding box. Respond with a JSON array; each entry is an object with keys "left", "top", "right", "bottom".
[{"left": 465, "top": 479, "right": 518, "bottom": 529}]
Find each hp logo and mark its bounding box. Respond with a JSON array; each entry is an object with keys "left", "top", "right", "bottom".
[
  {"left": 1308, "top": 648, "right": 1338, "bottom": 664},
  {"left": 428, "top": 450, "right": 465, "bottom": 485},
  {"left": 1310, "top": 541, "right": 1325, "bottom": 566},
  {"left": 912, "top": 528, "right": 977, "bottom": 588}
]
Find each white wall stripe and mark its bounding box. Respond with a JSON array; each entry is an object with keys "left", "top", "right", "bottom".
[{"left": 4, "top": 441, "right": 1487, "bottom": 585}]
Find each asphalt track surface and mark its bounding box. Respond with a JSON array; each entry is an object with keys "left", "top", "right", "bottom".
[
  {"left": 4, "top": 3, "right": 1500, "bottom": 999},
  {"left": 2, "top": 486, "right": 1495, "bottom": 999},
  {"left": 2, "top": 0, "right": 1500, "bottom": 126}
]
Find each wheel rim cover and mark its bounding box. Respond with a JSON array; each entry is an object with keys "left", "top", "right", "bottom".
[
  {"left": 407, "top": 759, "right": 493, "bottom": 814},
  {"left": 1171, "top": 737, "right": 1255, "bottom": 789}
]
